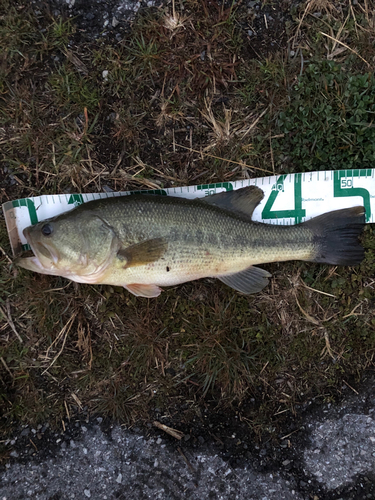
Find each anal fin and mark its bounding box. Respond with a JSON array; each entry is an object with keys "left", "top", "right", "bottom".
[
  {"left": 218, "top": 266, "right": 271, "bottom": 294},
  {"left": 124, "top": 283, "right": 163, "bottom": 298}
]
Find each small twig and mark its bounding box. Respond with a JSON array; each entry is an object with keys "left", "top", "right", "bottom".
[
  {"left": 0, "top": 301, "right": 23, "bottom": 343},
  {"left": 320, "top": 32, "right": 370, "bottom": 67},
  {"left": 343, "top": 380, "right": 359, "bottom": 395},
  {"left": 281, "top": 428, "right": 300, "bottom": 440},
  {"left": 331, "top": 11, "right": 350, "bottom": 53},
  {"left": 260, "top": 361, "right": 269, "bottom": 375},
  {"left": 72, "top": 393, "right": 83, "bottom": 410},
  {"left": 0, "top": 246, "right": 12, "bottom": 264},
  {"left": 210, "top": 433, "right": 224, "bottom": 445},
  {"left": 29, "top": 439, "right": 38, "bottom": 452},
  {"left": 292, "top": 2, "right": 310, "bottom": 49},
  {"left": 64, "top": 400, "right": 70, "bottom": 420},
  {"left": 148, "top": 165, "right": 180, "bottom": 183},
  {"left": 83, "top": 167, "right": 109, "bottom": 188},
  {"left": 175, "top": 143, "right": 274, "bottom": 174},
  {"left": 301, "top": 282, "right": 336, "bottom": 298},
  {"left": 322, "top": 329, "right": 335, "bottom": 360},
  {"left": 342, "top": 302, "right": 363, "bottom": 319},
  {"left": 269, "top": 136, "right": 275, "bottom": 174},
  {"left": 0, "top": 136, "right": 21, "bottom": 145},
  {"left": 274, "top": 408, "right": 290, "bottom": 416},
  {"left": 112, "top": 146, "right": 127, "bottom": 175},
  {"left": 42, "top": 313, "right": 77, "bottom": 374},
  {"left": 241, "top": 107, "right": 268, "bottom": 140},
  {"left": 177, "top": 447, "right": 196, "bottom": 474},
  {"left": 153, "top": 421, "right": 184, "bottom": 440},
  {"left": 44, "top": 370, "right": 59, "bottom": 383},
  {"left": 349, "top": 2, "right": 359, "bottom": 39},
  {"left": 45, "top": 302, "right": 73, "bottom": 356},
  {"left": 0, "top": 357, "right": 13, "bottom": 379},
  {"left": 295, "top": 296, "right": 320, "bottom": 326}
]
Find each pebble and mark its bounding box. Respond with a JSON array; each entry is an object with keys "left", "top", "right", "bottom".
[{"left": 84, "top": 490, "right": 91, "bottom": 498}]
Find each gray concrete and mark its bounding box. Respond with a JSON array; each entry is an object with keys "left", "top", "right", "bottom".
[
  {"left": 304, "top": 413, "right": 375, "bottom": 490},
  {"left": 1, "top": 391, "right": 375, "bottom": 500},
  {"left": 1, "top": 424, "right": 302, "bottom": 500}
]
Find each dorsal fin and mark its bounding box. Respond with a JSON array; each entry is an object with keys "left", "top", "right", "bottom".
[{"left": 201, "top": 186, "right": 264, "bottom": 219}]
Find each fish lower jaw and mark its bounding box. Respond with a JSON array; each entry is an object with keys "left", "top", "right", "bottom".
[
  {"left": 14, "top": 256, "right": 104, "bottom": 283},
  {"left": 15, "top": 256, "right": 56, "bottom": 274}
]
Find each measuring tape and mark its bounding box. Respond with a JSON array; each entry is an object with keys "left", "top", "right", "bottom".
[{"left": 3, "top": 169, "right": 375, "bottom": 257}]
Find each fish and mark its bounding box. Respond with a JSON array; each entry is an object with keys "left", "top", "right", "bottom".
[{"left": 14, "top": 186, "right": 365, "bottom": 298}]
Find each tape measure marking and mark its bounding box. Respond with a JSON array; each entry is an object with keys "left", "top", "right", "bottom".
[{"left": 3, "top": 169, "right": 374, "bottom": 257}]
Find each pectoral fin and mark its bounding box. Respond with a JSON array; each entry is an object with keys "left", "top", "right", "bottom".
[
  {"left": 117, "top": 238, "right": 168, "bottom": 268},
  {"left": 218, "top": 266, "right": 271, "bottom": 294},
  {"left": 124, "top": 283, "right": 163, "bottom": 298}
]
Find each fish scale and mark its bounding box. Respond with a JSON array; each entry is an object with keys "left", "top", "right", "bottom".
[{"left": 95, "top": 196, "right": 314, "bottom": 285}]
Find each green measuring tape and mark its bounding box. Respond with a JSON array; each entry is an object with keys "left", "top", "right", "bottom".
[{"left": 3, "top": 169, "right": 374, "bottom": 257}]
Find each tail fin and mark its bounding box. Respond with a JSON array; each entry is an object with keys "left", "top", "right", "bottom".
[{"left": 304, "top": 206, "right": 365, "bottom": 266}]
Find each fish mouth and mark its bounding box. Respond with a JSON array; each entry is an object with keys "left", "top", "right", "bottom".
[
  {"left": 14, "top": 254, "right": 53, "bottom": 274},
  {"left": 35, "top": 242, "right": 59, "bottom": 264},
  {"left": 21, "top": 226, "right": 59, "bottom": 271}
]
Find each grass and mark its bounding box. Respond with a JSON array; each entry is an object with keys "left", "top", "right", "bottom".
[
  {"left": 274, "top": 61, "right": 375, "bottom": 172},
  {"left": 0, "top": 0, "right": 375, "bottom": 450}
]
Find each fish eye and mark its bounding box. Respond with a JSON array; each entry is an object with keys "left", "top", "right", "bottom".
[{"left": 41, "top": 223, "right": 53, "bottom": 237}]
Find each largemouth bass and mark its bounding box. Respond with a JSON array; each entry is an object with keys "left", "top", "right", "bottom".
[{"left": 15, "top": 187, "right": 365, "bottom": 297}]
